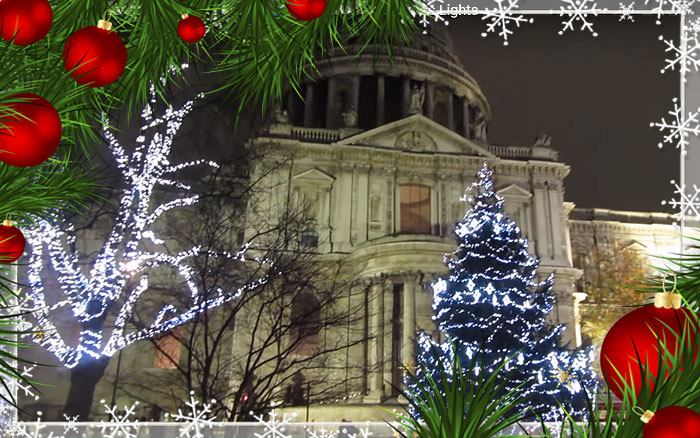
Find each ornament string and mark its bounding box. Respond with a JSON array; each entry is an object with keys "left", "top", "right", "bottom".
[
  {"left": 654, "top": 270, "right": 681, "bottom": 309},
  {"left": 662, "top": 270, "right": 677, "bottom": 294},
  {"left": 633, "top": 406, "right": 655, "bottom": 423},
  {"left": 102, "top": 9, "right": 115, "bottom": 22}
]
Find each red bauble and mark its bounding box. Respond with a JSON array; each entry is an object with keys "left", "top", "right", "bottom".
[
  {"left": 0, "top": 0, "right": 53, "bottom": 46},
  {"left": 600, "top": 300, "right": 697, "bottom": 401},
  {"left": 63, "top": 20, "right": 127, "bottom": 87},
  {"left": 0, "top": 221, "right": 25, "bottom": 263},
  {"left": 177, "top": 15, "right": 206, "bottom": 43},
  {"left": 642, "top": 406, "right": 700, "bottom": 438},
  {"left": 0, "top": 93, "right": 62, "bottom": 167},
  {"left": 286, "top": 0, "right": 327, "bottom": 21}
]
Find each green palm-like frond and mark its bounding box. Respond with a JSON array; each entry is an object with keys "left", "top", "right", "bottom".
[{"left": 386, "top": 339, "right": 537, "bottom": 438}]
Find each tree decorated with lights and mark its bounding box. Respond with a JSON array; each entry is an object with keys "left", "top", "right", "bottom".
[
  {"left": 21, "top": 77, "right": 273, "bottom": 419},
  {"left": 410, "top": 163, "right": 599, "bottom": 421}
]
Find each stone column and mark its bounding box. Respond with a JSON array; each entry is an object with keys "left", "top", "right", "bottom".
[
  {"left": 446, "top": 93, "right": 455, "bottom": 131},
  {"left": 532, "top": 181, "right": 551, "bottom": 261},
  {"left": 573, "top": 292, "right": 588, "bottom": 347},
  {"left": 547, "top": 182, "right": 566, "bottom": 263},
  {"left": 350, "top": 76, "right": 360, "bottom": 113},
  {"left": 304, "top": 82, "right": 314, "bottom": 127},
  {"left": 402, "top": 276, "right": 417, "bottom": 369},
  {"left": 462, "top": 99, "right": 470, "bottom": 138},
  {"left": 376, "top": 75, "right": 385, "bottom": 126},
  {"left": 365, "top": 281, "right": 385, "bottom": 402},
  {"left": 402, "top": 77, "right": 411, "bottom": 117},
  {"left": 383, "top": 278, "right": 393, "bottom": 396},
  {"left": 425, "top": 82, "right": 434, "bottom": 119},
  {"left": 326, "top": 76, "right": 337, "bottom": 129}
]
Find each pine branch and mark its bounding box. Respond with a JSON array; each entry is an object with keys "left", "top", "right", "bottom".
[{"left": 0, "top": 154, "right": 104, "bottom": 226}]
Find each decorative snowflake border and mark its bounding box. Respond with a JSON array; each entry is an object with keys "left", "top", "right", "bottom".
[
  {"left": 651, "top": 97, "right": 700, "bottom": 152},
  {"left": 663, "top": 181, "right": 700, "bottom": 222},
  {"left": 164, "top": 391, "right": 218, "bottom": 438}
]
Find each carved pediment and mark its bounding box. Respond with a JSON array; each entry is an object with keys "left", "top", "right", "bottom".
[
  {"left": 292, "top": 168, "right": 335, "bottom": 185},
  {"left": 337, "top": 114, "right": 494, "bottom": 157},
  {"left": 497, "top": 184, "right": 532, "bottom": 201}
]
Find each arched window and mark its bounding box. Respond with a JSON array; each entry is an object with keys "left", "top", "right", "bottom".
[{"left": 289, "top": 292, "right": 322, "bottom": 356}]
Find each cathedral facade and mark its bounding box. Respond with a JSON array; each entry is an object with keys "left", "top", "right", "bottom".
[
  {"left": 244, "top": 27, "right": 642, "bottom": 414},
  {"left": 19, "top": 27, "right": 691, "bottom": 423}
]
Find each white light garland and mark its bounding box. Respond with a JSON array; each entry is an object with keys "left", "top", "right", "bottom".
[
  {"left": 409, "top": 163, "right": 599, "bottom": 422},
  {"left": 23, "top": 78, "right": 274, "bottom": 368}
]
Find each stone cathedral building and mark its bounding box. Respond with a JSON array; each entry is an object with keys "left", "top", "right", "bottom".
[
  {"left": 242, "top": 27, "right": 686, "bottom": 420},
  {"left": 19, "top": 26, "right": 690, "bottom": 422}
]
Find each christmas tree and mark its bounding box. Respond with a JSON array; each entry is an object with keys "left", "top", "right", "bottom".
[{"left": 410, "top": 162, "right": 599, "bottom": 421}]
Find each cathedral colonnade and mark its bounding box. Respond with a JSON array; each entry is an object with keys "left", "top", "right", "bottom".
[
  {"left": 364, "top": 272, "right": 425, "bottom": 403},
  {"left": 289, "top": 75, "right": 483, "bottom": 141}
]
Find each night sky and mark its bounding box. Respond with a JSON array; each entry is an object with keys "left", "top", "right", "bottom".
[{"left": 447, "top": 14, "right": 680, "bottom": 212}]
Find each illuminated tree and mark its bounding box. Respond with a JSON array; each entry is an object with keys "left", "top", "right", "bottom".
[
  {"left": 22, "top": 80, "right": 273, "bottom": 419},
  {"left": 410, "top": 163, "right": 599, "bottom": 421}
]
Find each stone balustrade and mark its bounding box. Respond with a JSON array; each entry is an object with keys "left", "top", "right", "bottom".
[{"left": 290, "top": 126, "right": 342, "bottom": 143}]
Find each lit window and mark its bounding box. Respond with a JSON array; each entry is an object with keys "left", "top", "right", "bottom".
[
  {"left": 300, "top": 230, "right": 319, "bottom": 248},
  {"left": 400, "top": 185, "right": 431, "bottom": 233},
  {"left": 289, "top": 292, "right": 321, "bottom": 356},
  {"left": 153, "top": 326, "right": 183, "bottom": 369}
]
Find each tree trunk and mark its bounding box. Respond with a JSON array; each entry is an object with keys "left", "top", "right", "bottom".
[{"left": 63, "top": 356, "right": 110, "bottom": 420}]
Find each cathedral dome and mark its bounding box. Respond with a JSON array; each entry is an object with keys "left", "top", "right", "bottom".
[{"left": 283, "top": 25, "right": 491, "bottom": 141}]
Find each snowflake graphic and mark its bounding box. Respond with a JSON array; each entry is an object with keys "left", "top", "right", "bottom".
[
  {"left": 409, "top": 0, "right": 448, "bottom": 34},
  {"left": 556, "top": 0, "right": 600, "bottom": 37},
  {"left": 644, "top": 0, "right": 696, "bottom": 24},
  {"left": 659, "top": 28, "right": 700, "bottom": 81},
  {"left": 544, "top": 409, "right": 564, "bottom": 436},
  {"left": 306, "top": 427, "right": 338, "bottom": 438},
  {"left": 61, "top": 415, "right": 80, "bottom": 435},
  {"left": 619, "top": 2, "right": 636, "bottom": 20},
  {"left": 253, "top": 410, "right": 298, "bottom": 438},
  {"left": 690, "top": 16, "right": 700, "bottom": 39},
  {"left": 650, "top": 97, "right": 700, "bottom": 152},
  {"left": 12, "top": 365, "right": 40, "bottom": 402},
  {"left": 99, "top": 400, "right": 140, "bottom": 438},
  {"left": 480, "top": 0, "right": 534, "bottom": 46},
  {"left": 672, "top": 0, "right": 696, "bottom": 15},
  {"left": 344, "top": 424, "right": 373, "bottom": 438},
  {"left": 11, "top": 412, "right": 64, "bottom": 438},
  {"left": 164, "top": 391, "right": 218, "bottom": 438},
  {"left": 663, "top": 180, "right": 700, "bottom": 221}
]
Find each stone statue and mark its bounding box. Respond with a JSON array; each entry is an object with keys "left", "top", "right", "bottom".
[
  {"left": 408, "top": 83, "right": 425, "bottom": 115},
  {"left": 272, "top": 103, "right": 289, "bottom": 124},
  {"left": 473, "top": 112, "right": 487, "bottom": 141},
  {"left": 534, "top": 132, "right": 552, "bottom": 147},
  {"left": 395, "top": 130, "right": 436, "bottom": 151},
  {"left": 342, "top": 106, "right": 358, "bottom": 127}
]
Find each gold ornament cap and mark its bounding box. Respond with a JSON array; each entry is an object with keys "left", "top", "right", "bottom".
[
  {"left": 181, "top": 14, "right": 189, "bottom": 19},
  {"left": 640, "top": 409, "right": 654, "bottom": 424},
  {"left": 654, "top": 271, "right": 682, "bottom": 309},
  {"left": 97, "top": 19, "right": 113, "bottom": 31},
  {"left": 2, "top": 220, "right": 12, "bottom": 227},
  {"left": 654, "top": 292, "right": 682, "bottom": 309}
]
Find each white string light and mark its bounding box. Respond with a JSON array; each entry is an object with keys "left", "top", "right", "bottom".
[
  {"left": 410, "top": 163, "right": 599, "bottom": 421},
  {"left": 23, "top": 76, "right": 274, "bottom": 368}
]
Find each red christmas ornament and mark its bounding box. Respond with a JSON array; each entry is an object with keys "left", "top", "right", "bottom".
[
  {"left": 0, "top": 0, "right": 53, "bottom": 46},
  {"left": 0, "top": 220, "right": 25, "bottom": 263},
  {"left": 177, "top": 14, "right": 206, "bottom": 43},
  {"left": 0, "top": 93, "right": 62, "bottom": 167},
  {"left": 286, "top": 0, "right": 327, "bottom": 21},
  {"left": 640, "top": 406, "right": 700, "bottom": 438},
  {"left": 63, "top": 20, "right": 127, "bottom": 87},
  {"left": 600, "top": 293, "right": 698, "bottom": 401}
]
